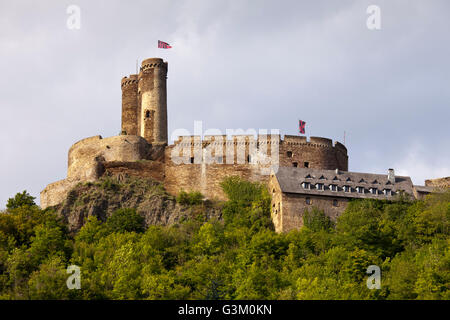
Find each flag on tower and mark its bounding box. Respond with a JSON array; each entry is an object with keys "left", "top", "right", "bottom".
[
  {"left": 299, "top": 120, "right": 306, "bottom": 134},
  {"left": 158, "top": 40, "right": 172, "bottom": 49}
]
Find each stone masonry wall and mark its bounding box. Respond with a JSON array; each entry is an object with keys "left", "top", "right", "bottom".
[{"left": 280, "top": 193, "right": 349, "bottom": 233}]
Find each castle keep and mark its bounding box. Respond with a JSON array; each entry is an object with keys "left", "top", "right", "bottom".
[{"left": 40, "top": 57, "right": 447, "bottom": 232}]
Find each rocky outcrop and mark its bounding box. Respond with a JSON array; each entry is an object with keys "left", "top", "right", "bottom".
[{"left": 50, "top": 175, "right": 222, "bottom": 233}]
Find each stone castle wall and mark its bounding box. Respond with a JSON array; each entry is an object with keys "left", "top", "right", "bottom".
[
  {"left": 425, "top": 177, "right": 450, "bottom": 188},
  {"left": 163, "top": 134, "right": 348, "bottom": 200}
]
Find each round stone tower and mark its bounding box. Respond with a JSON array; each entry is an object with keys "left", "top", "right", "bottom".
[
  {"left": 138, "top": 58, "right": 168, "bottom": 145},
  {"left": 120, "top": 74, "right": 139, "bottom": 136}
]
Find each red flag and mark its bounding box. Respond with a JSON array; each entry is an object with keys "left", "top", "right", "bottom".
[
  {"left": 299, "top": 120, "right": 306, "bottom": 134},
  {"left": 158, "top": 40, "right": 172, "bottom": 49}
]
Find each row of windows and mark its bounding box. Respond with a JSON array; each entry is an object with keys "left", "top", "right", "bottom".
[{"left": 301, "top": 182, "right": 393, "bottom": 196}]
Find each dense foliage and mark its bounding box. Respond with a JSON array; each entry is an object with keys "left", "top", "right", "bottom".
[{"left": 0, "top": 177, "right": 448, "bottom": 299}]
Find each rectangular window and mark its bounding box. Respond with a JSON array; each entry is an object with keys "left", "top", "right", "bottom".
[
  {"left": 371, "top": 188, "right": 377, "bottom": 195},
  {"left": 333, "top": 199, "right": 338, "bottom": 207},
  {"left": 330, "top": 185, "right": 337, "bottom": 192},
  {"left": 302, "top": 182, "right": 310, "bottom": 189},
  {"left": 306, "top": 197, "right": 311, "bottom": 205},
  {"left": 344, "top": 186, "right": 351, "bottom": 192},
  {"left": 304, "top": 162, "right": 309, "bottom": 168},
  {"left": 316, "top": 183, "right": 323, "bottom": 191},
  {"left": 190, "top": 157, "right": 194, "bottom": 164},
  {"left": 287, "top": 151, "right": 293, "bottom": 158},
  {"left": 293, "top": 162, "right": 298, "bottom": 167}
]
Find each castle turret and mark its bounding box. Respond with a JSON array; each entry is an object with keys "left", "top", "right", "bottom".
[
  {"left": 121, "top": 74, "right": 139, "bottom": 136},
  {"left": 138, "top": 58, "right": 168, "bottom": 144}
]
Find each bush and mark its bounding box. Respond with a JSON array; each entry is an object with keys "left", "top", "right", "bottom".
[
  {"left": 6, "top": 191, "right": 36, "bottom": 210},
  {"left": 176, "top": 190, "right": 204, "bottom": 205},
  {"left": 106, "top": 208, "right": 145, "bottom": 233}
]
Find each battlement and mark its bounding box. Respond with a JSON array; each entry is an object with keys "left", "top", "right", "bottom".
[
  {"left": 173, "top": 134, "right": 283, "bottom": 146},
  {"left": 172, "top": 134, "right": 344, "bottom": 150},
  {"left": 140, "top": 58, "right": 168, "bottom": 72},
  {"left": 121, "top": 74, "right": 138, "bottom": 88}
]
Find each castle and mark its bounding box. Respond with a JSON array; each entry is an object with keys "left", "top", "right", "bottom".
[{"left": 41, "top": 58, "right": 448, "bottom": 232}]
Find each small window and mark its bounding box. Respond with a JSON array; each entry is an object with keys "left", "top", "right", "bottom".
[
  {"left": 145, "top": 110, "right": 151, "bottom": 118},
  {"left": 304, "top": 162, "right": 309, "bottom": 168},
  {"left": 293, "top": 162, "right": 298, "bottom": 167},
  {"left": 287, "top": 151, "right": 293, "bottom": 158},
  {"left": 306, "top": 197, "right": 311, "bottom": 205},
  {"left": 216, "top": 156, "right": 223, "bottom": 164},
  {"left": 330, "top": 184, "right": 338, "bottom": 192},
  {"left": 333, "top": 199, "right": 338, "bottom": 207},
  {"left": 190, "top": 157, "right": 194, "bottom": 164},
  {"left": 319, "top": 175, "right": 326, "bottom": 180},
  {"left": 302, "top": 182, "right": 310, "bottom": 189},
  {"left": 357, "top": 186, "right": 364, "bottom": 194},
  {"left": 247, "top": 155, "right": 251, "bottom": 163},
  {"left": 384, "top": 189, "right": 392, "bottom": 196},
  {"left": 344, "top": 185, "right": 351, "bottom": 193},
  {"left": 370, "top": 188, "right": 377, "bottom": 195},
  {"left": 316, "top": 183, "right": 324, "bottom": 191}
]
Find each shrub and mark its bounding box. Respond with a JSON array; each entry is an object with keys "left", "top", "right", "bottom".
[
  {"left": 106, "top": 208, "right": 145, "bottom": 233},
  {"left": 176, "top": 190, "right": 204, "bottom": 205}
]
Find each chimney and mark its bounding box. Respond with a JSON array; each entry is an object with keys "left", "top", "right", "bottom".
[{"left": 388, "top": 168, "right": 395, "bottom": 183}]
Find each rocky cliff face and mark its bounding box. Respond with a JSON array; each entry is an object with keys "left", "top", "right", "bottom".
[{"left": 50, "top": 175, "right": 222, "bottom": 233}]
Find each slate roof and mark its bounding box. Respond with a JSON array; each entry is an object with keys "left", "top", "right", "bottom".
[{"left": 272, "top": 167, "right": 415, "bottom": 199}]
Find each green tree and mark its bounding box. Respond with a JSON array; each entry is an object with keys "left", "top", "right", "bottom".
[
  {"left": 6, "top": 191, "right": 36, "bottom": 210},
  {"left": 105, "top": 208, "right": 145, "bottom": 234}
]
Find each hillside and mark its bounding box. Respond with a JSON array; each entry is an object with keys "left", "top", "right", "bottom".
[
  {"left": 53, "top": 175, "right": 222, "bottom": 233},
  {"left": 0, "top": 177, "right": 448, "bottom": 300}
]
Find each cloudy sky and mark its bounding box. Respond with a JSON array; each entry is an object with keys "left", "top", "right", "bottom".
[{"left": 0, "top": 0, "right": 449, "bottom": 207}]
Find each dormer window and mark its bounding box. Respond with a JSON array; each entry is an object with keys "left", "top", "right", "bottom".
[
  {"left": 302, "top": 182, "right": 310, "bottom": 189},
  {"left": 346, "top": 177, "right": 352, "bottom": 182},
  {"left": 383, "top": 189, "right": 392, "bottom": 196},
  {"left": 329, "top": 184, "right": 338, "bottom": 192},
  {"left": 356, "top": 186, "right": 364, "bottom": 194},
  {"left": 316, "top": 183, "right": 324, "bottom": 191},
  {"left": 305, "top": 174, "right": 312, "bottom": 179},
  {"left": 359, "top": 179, "right": 365, "bottom": 183},
  {"left": 319, "top": 175, "right": 326, "bottom": 180},
  {"left": 370, "top": 187, "right": 378, "bottom": 195},
  {"left": 343, "top": 185, "right": 351, "bottom": 193}
]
